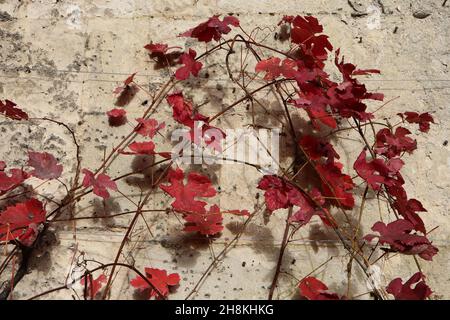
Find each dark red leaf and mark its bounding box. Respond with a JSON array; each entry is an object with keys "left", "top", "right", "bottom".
[
  {"left": 299, "top": 135, "right": 339, "bottom": 164},
  {"left": 398, "top": 112, "right": 434, "bottom": 133},
  {"left": 159, "top": 168, "right": 216, "bottom": 214},
  {"left": 106, "top": 108, "right": 126, "bottom": 119},
  {"left": 123, "top": 72, "right": 136, "bottom": 86},
  {"left": 180, "top": 15, "right": 239, "bottom": 43},
  {"left": 315, "top": 161, "right": 355, "bottom": 209},
  {"left": 166, "top": 91, "right": 195, "bottom": 127},
  {"left": 166, "top": 91, "right": 225, "bottom": 151},
  {"left": 335, "top": 49, "right": 380, "bottom": 81},
  {"left": 0, "top": 166, "right": 29, "bottom": 194},
  {"left": 27, "top": 151, "right": 63, "bottom": 180},
  {"left": 0, "top": 99, "right": 28, "bottom": 121},
  {"left": 289, "top": 188, "right": 331, "bottom": 227},
  {"left": 145, "top": 43, "right": 169, "bottom": 54},
  {"left": 82, "top": 169, "right": 117, "bottom": 199},
  {"left": 353, "top": 149, "right": 404, "bottom": 191},
  {"left": 0, "top": 198, "right": 46, "bottom": 245},
  {"left": 174, "top": 49, "right": 203, "bottom": 80},
  {"left": 290, "top": 87, "right": 337, "bottom": 129},
  {"left": 144, "top": 43, "right": 182, "bottom": 55},
  {"left": 258, "top": 175, "right": 330, "bottom": 227},
  {"left": 255, "top": 57, "right": 297, "bottom": 81},
  {"left": 113, "top": 73, "right": 139, "bottom": 106},
  {"left": 183, "top": 204, "right": 224, "bottom": 235},
  {"left": 257, "top": 175, "right": 291, "bottom": 211},
  {"left": 393, "top": 198, "right": 427, "bottom": 234},
  {"left": 386, "top": 272, "right": 432, "bottom": 300},
  {"left": 324, "top": 50, "right": 383, "bottom": 122},
  {"left": 120, "top": 141, "right": 171, "bottom": 158},
  {"left": 135, "top": 118, "right": 165, "bottom": 138},
  {"left": 299, "top": 277, "right": 342, "bottom": 300},
  {"left": 289, "top": 16, "right": 332, "bottom": 60},
  {"left": 375, "top": 127, "right": 417, "bottom": 158},
  {"left": 106, "top": 108, "right": 127, "bottom": 126},
  {"left": 223, "top": 209, "right": 250, "bottom": 216},
  {"left": 364, "top": 219, "right": 438, "bottom": 261},
  {"left": 130, "top": 267, "right": 180, "bottom": 300}
]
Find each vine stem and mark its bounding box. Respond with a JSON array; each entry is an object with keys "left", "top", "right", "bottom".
[
  {"left": 268, "top": 207, "right": 293, "bottom": 300},
  {"left": 27, "top": 262, "right": 164, "bottom": 300}
]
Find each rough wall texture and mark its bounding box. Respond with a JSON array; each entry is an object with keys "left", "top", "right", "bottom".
[{"left": 0, "top": 0, "right": 449, "bottom": 299}]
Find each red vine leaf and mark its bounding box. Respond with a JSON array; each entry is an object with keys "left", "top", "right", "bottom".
[
  {"left": 113, "top": 73, "right": 137, "bottom": 94},
  {"left": 353, "top": 149, "right": 404, "bottom": 191},
  {"left": 0, "top": 164, "right": 29, "bottom": 194},
  {"left": 120, "top": 141, "right": 171, "bottom": 158},
  {"left": 106, "top": 108, "right": 127, "bottom": 126},
  {"left": 398, "top": 112, "right": 434, "bottom": 133},
  {"left": 325, "top": 50, "right": 383, "bottom": 122},
  {"left": 113, "top": 73, "right": 139, "bottom": 106},
  {"left": 183, "top": 204, "right": 224, "bottom": 236},
  {"left": 386, "top": 272, "right": 432, "bottom": 300},
  {"left": 166, "top": 91, "right": 225, "bottom": 151},
  {"left": 174, "top": 49, "right": 203, "bottom": 80},
  {"left": 27, "top": 151, "right": 63, "bottom": 180},
  {"left": 334, "top": 48, "right": 380, "bottom": 80},
  {"left": 257, "top": 175, "right": 291, "bottom": 212},
  {"left": 299, "top": 277, "right": 342, "bottom": 300},
  {"left": 393, "top": 198, "right": 427, "bottom": 234},
  {"left": 257, "top": 175, "right": 330, "bottom": 227},
  {"left": 255, "top": 57, "right": 297, "bottom": 81},
  {"left": 364, "top": 219, "right": 438, "bottom": 261},
  {"left": 315, "top": 162, "right": 355, "bottom": 209},
  {"left": 0, "top": 99, "right": 29, "bottom": 121},
  {"left": 166, "top": 91, "right": 195, "bottom": 127},
  {"left": 180, "top": 15, "right": 240, "bottom": 43},
  {"left": 135, "top": 118, "right": 165, "bottom": 138},
  {"left": 299, "top": 135, "right": 339, "bottom": 164},
  {"left": 80, "top": 274, "right": 107, "bottom": 299},
  {"left": 144, "top": 43, "right": 181, "bottom": 55},
  {"left": 375, "top": 127, "right": 417, "bottom": 158},
  {"left": 81, "top": 169, "right": 117, "bottom": 199},
  {"left": 159, "top": 168, "right": 217, "bottom": 214},
  {"left": 130, "top": 267, "right": 180, "bottom": 300},
  {"left": 290, "top": 87, "right": 337, "bottom": 129},
  {"left": 0, "top": 198, "right": 46, "bottom": 245},
  {"left": 288, "top": 16, "right": 333, "bottom": 60},
  {"left": 289, "top": 188, "right": 331, "bottom": 227}
]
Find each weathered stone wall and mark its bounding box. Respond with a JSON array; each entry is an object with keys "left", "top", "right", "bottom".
[{"left": 0, "top": 0, "right": 448, "bottom": 299}]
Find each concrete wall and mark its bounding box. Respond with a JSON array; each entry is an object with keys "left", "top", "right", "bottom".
[{"left": 0, "top": 0, "right": 449, "bottom": 299}]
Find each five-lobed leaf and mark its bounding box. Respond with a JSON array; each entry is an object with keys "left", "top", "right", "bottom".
[
  {"left": 398, "top": 112, "right": 434, "bottom": 133},
  {"left": 386, "top": 272, "right": 432, "bottom": 300},
  {"left": 159, "top": 168, "right": 216, "bottom": 214},
  {"left": 130, "top": 267, "right": 180, "bottom": 300},
  {"left": 82, "top": 168, "right": 117, "bottom": 199},
  {"left": 0, "top": 166, "right": 29, "bottom": 194},
  {"left": 174, "top": 49, "right": 203, "bottom": 80},
  {"left": 27, "top": 151, "right": 63, "bottom": 180},
  {"left": 364, "top": 219, "right": 438, "bottom": 261},
  {"left": 255, "top": 57, "right": 297, "bottom": 81},
  {"left": 180, "top": 15, "right": 239, "bottom": 43},
  {"left": 0, "top": 198, "right": 46, "bottom": 245},
  {"left": 135, "top": 118, "right": 165, "bottom": 138}
]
